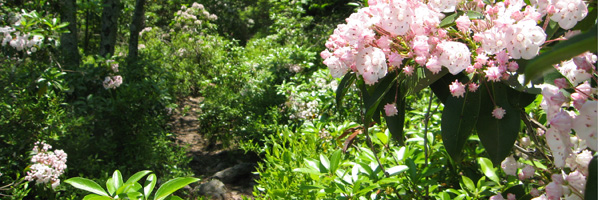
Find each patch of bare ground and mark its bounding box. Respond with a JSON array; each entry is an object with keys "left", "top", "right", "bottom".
[{"left": 168, "top": 96, "right": 259, "bottom": 200}]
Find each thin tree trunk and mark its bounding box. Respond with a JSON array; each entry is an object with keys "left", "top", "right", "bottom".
[
  {"left": 127, "top": 0, "right": 146, "bottom": 63},
  {"left": 99, "top": 0, "right": 120, "bottom": 57},
  {"left": 84, "top": 0, "right": 90, "bottom": 54},
  {"left": 59, "top": 0, "right": 80, "bottom": 68}
]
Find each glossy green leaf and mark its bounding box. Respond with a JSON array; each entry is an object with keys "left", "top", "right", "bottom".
[
  {"left": 164, "top": 195, "right": 184, "bottom": 200},
  {"left": 386, "top": 165, "right": 408, "bottom": 176},
  {"left": 442, "top": 89, "right": 480, "bottom": 163},
  {"left": 329, "top": 149, "right": 342, "bottom": 174},
  {"left": 319, "top": 154, "right": 330, "bottom": 172},
  {"left": 111, "top": 170, "right": 124, "bottom": 195},
  {"left": 477, "top": 157, "right": 500, "bottom": 184},
  {"left": 506, "top": 87, "right": 537, "bottom": 109},
  {"left": 476, "top": 82, "right": 520, "bottom": 165},
  {"left": 383, "top": 81, "right": 406, "bottom": 146},
  {"left": 65, "top": 177, "right": 109, "bottom": 197},
  {"left": 127, "top": 191, "right": 144, "bottom": 200},
  {"left": 126, "top": 170, "right": 152, "bottom": 185},
  {"left": 106, "top": 178, "right": 115, "bottom": 196},
  {"left": 586, "top": 156, "right": 597, "bottom": 200},
  {"left": 524, "top": 25, "right": 597, "bottom": 84},
  {"left": 144, "top": 174, "right": 157, "bottom": 200},
  {"left": 440, "top": 12, "right": 459, "bottom": 28},
  {"left": 82, "top": 194, "right": 113, "bottom": 200},
  {"left": 153, "top": 177, "right": 200, "bottom": 200},
  {"left": 336, "top": 72, "right": 356, "bottom": 114},
  {"left": 363, "top": 73, "right": 399, "bottom": 124},
  {"left": 461, "top": 176, "right": 475, "bottom": 192}
]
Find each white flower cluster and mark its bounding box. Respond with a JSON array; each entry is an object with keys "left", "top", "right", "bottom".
[
  {"left": 25, "top": 141, "right": 67, "bottom": 189},
  {"left": 1, "top": 26, "right": 43, "bottom": 53},
  {"left": 103, "top": 60, "right": 123, "bottom": 89},
  {"left": 173, "top": 2, "right": 217, "bottom": 32}
]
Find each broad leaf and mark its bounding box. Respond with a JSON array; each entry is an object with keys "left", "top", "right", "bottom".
[
  {"left": 111, "top": 170, "right": 124, "bottom": 195},
  {"left": 153, "top": 177, "right": 200, "bottom": 200},
  {"left": 127, "top": 192, "right": 144, "bottom": 200},
  {"left": 82, "top": 194, "right": 113, "bottom": 200},
  {"left": 383, "top": 81, "right": 406, "bottom": 146},
  {"left": 329, "top": 149, "right": 342, "bottom": 174},
  {"left": 586, "top": 156, "right": 597, "bottom": 200},
  {"left": 442, "top": 89, "right": 480, "bottom": 163},
  {"left": 524, "top": 24, "right": 597, "bottom": 84},
  {"left": 320, "top": 154, "right": 331, "bottom": 172},
  {"left": 126, "top": 170, "right": 152, "bottom": 185},
  {"left": 144, "top": 174, "right": 157, "bottom": 199},
  {"left": 336, "top": 72, "right": 356, "bottom": 114},
  {"left": 65, "top": 177, "right": 109, "bottom": 197},
  {"left": 461, "top": 176, "right": 475, "bottom": 192},
  {"left": 362, "top": 73, "right": 399, "bottom": 125},
  {"left": 386, "top": 165, "right": 408, "bottom": 176},
  {"left": 476, "top": 82, "right": 520, "bottom": 165},
  {"left": 477, "top": 157, "right": 500, "bottom": 184}
]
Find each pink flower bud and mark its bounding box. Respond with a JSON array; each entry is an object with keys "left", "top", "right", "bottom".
[
  {"left": 493, "top": 107, "right": 506, "bottom": 119},
  {"left": 384, "top": 103, "right": 398, "bottom": 117},
  {"left": 449, "top": 80, "right": 466, "bottom": 98},
  {"left": 501, "top": 156, "right": 518, "bottom": 176}
]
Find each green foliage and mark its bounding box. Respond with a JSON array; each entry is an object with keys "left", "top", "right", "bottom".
[{"left": 65, "top": 170, "right": 199, "bottom": 200}]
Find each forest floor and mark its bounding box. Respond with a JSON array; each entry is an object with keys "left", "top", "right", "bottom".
[{"left": 169, "top": 96, "right": 259, "bottom": 199}]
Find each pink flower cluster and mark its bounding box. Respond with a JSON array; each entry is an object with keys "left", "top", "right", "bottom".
[
  {"left": 321, "top": 0, "right": 588, "bottom": 88},
  {"left": 1, "top": 26, "right": 43, "bottom": 53},
  {"left": 25, "top": 141, "right": 67, "bottom": 189},
  {"left": 103, "top": 75, "right": 123, "bottom": 89}
]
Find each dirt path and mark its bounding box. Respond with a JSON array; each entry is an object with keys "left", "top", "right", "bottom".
[{"left": 168, "top": 96, "right": 258, "bottom": 199}]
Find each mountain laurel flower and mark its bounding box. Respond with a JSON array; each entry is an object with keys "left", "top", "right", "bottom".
[
  {"left": 507, "top": 193, "right": 516, "bottom": 200},
  {"left": 501, "top": 155, "right": 518, "bottom": 176},
  {"left": 437, "top": 41, "right": 471, "bottom": 75},
  {"left": 402, "top": 65, "right": 414, "bottom": 76},
  {"left": 572, "top": 101, "right": 597, "bottom": 151},
  {"left": 485, "top": 66, "right": 502, "bottom": 82},
  {"left": 518, "top": 164, "right": 535, "bottom": 180},
  {"left": 468, "top": 83, "right": 479, "bottom": 92},
  {"left": 554, "top": 78, "right": 570, "bottom": 89},
  {"left": 490, "top": 193, "right": 505, "bottom": 200},
  {"left": 384, "top": 103, "right": 399, "bottom": 117},
  {"left": 25, "top": 141, "right": 67, "bottom": 190},
  {"left": 492, "top": 107, "right": 506, "bottom": 119},
  {"left": 456, "top": 14, "right": 471, "bottom": 33},
  {"left": 449, "top": 80, "right": 466, "bottom": 98},
  {"left": 550, "top": 0, "right": 588, "bottom": 29},
  {"left": 546, "top": 181, "right": 563, "bottom": 200}
]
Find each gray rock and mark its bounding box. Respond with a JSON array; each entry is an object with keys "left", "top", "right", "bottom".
[
  {"left": 212, "top": 163, "right": 256, "bottom": 184},
  {"left": 198, "top": 179, "right": 227, "bottom": 200}
]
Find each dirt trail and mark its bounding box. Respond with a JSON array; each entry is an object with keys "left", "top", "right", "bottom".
[{"left": 168, "top": 96, "right": 257, "bottom": 199}]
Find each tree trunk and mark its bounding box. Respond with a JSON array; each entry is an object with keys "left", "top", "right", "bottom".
[
  {"left": 59, "top": 0, "right": 80, "bottom": 68},
  {"left": 99, "top": 0, "right": 120, "bottom": 57},
  {"left": 127, "top": 0, "right": 146, "bottom": 63}
]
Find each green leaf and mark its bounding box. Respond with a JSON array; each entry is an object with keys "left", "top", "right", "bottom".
[
  {"left": 375, "top": 131, "right": 389, "bottom": 145},
  {"left": 363, "top": 73, "right": 399, "bottom": 124},
  {"left": 442, "top": 89, "right": 480, "bottom": 163},
  {"left": 461, "top": 176, "right": 475, "bottom": 192},
  {"left": 440, "top": 12, "right": 459, "bottom": 28},
  {"left": 329, "top": 149, "right": 342, "bottom": 174},
  {"left": 476, "top": 82, "right": 520, "bottom": 166},
  {"left": 153, "top": 177, "right": 200, "bottom": 200},
  {"left": 126, "top": 170, "right": 152, "bottom": 185},
  {"left": 64, "top": 177, "right": 109, "bottom": 197},
  {"left": 106, "top": 178, "right": 115, "bottom": 196},
  {"left": 293, "top": 168, "right": 321, "bottom": 175},
  {"left": 127, "top": 191, "right": 144, "bottom": 200},
  {"left": 336, "top": 72, "right": 356, "bottom": 114},
  {"left": 111, "top": 170, "right": 124, "bottom": 194},
  {"left": 477, "top": 157, "right": 500, "bottom": 184},
  {"left": 586, "top": 156, "right": 597, "bottom": 200},
  {"left": 506, "top": 87, "right": 537, "bottom": 109},
  {"left": 383, "top": 82, "right": 406, "bottom": 146},
  {"left": 82, "top": 194, "right": 113, "bottom": 200},
  {"left": 319, "top": 154, "right": 330, "bottom": 172},
  {"left": 386, "top": 165, "right": 408, "bottom": 176},
  {"left": 524, "top": 24, "right": 597, "bottom": 84},
  {"left": 164, "top": 195, "right": 184, "bottom": 200},
  {"left": 144, "top": 174, "right": 157, "bottom": 199}
]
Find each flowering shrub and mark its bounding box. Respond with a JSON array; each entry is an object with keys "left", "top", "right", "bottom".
[
  {"left": 322, "top": 0, "right": 596, "bottom": 199},
  {"left": 25, "top": 141, "right": 67, "bottom": 190}
]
